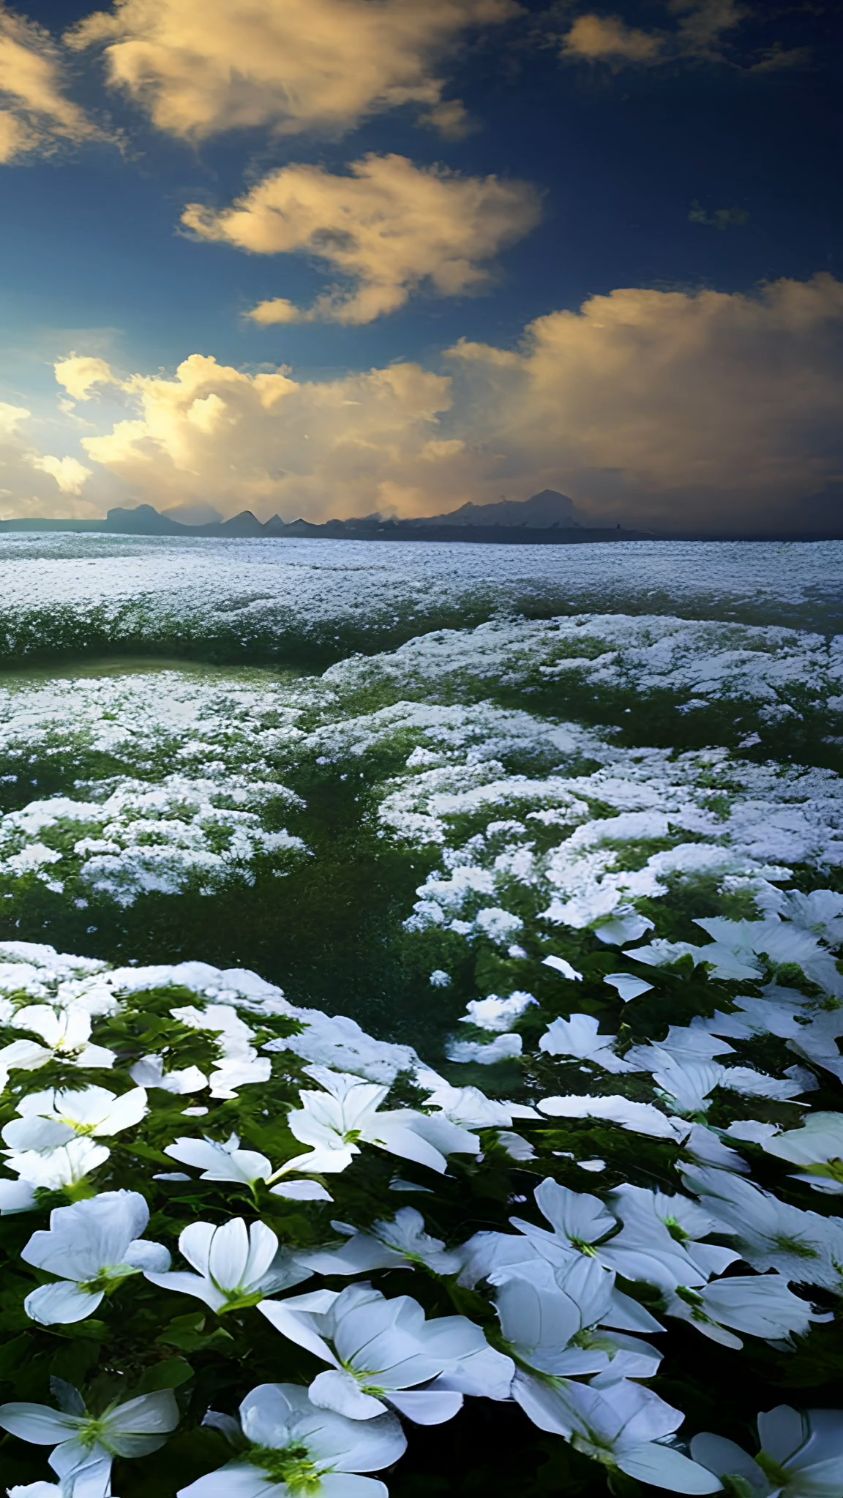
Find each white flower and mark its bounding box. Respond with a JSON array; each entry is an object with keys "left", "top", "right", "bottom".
[
  {"left": 22, "top": 1190, "right": 169, "bottom": 1325},
  {"left": 0, "top": 1388, "right": 178, "bottom": 1485},
  {"left": 178, "top": 1382, "right": 406, "bottom": 1498},
  {"left": 288, "top": 1067, "right": 479, "bottom": 1175},
  {"left": 513, "top": 1376, "right": 721, "bottom": 1492},
  {"left": 146, "top": 1218, "right": 309, "bottom": 1312},
  {"left": 163, "top": 1133, "right": 337, "bottom": 1202},
  {"left": 422, "top": 1082, "right": 538, "bottom": 1129},
  {"left": 299, "top": 1208, "right": 461, "bottom": 1277},
  {"left": 495, "top": 1257, "right": 661, "bottom": 1382},
  {"left": 665, "top": 1274, "right": 828, "bottom": 1350},
  {"left": 129, "top": 1054, "right": 207, "bottom": 1094},
  {"left": 5, "top": 1138, "right": 110, "bottom": 1191},
  {"left": 605, "top": 971, "right": 654, "bottom": 1002},
  {"left": 446, "top": 1033, "right": 522, "bottom": 1065},
  {"left": 681, "top": 1164, "right": 843, "bottom": 1290},
  {"left": 538, "top": 1092, "right": 678, "bottom": 1140},
  {"left": 2, "top": 1087, "right": 148, "bottom": 1153},
  {"left": 208, "top": 1052, "right": 272, "bottom": 1099},
  {"left": 692, "top": 1404, "right": 843, "bottom": 1497},
  {"left": 542, "top": 955, "right": 583, "bottom": 981},
  {"left": 609, "top": 1185, "right": 739, "bottom": 1280},
  {"left": 761, "top": 1112, "right": 843, "bottom": 1195},
  {"left": 0, "top": 1006, "right": 114, "bottom": 1072},
  {"left": 260, "top": 1282, "right": 513, "bottom": 1423},
  {"left": 538, "top": 1013, "right": 629, "bottom": 1072},
  {"left": 507, "top": 1178, "right": 707, "bottom": 1291},
  {"left": 164, "top": 1134, "right": 273, "bottom": 1186}
]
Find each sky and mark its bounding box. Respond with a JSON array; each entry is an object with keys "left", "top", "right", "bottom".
[{"left": 0, "top": 0, "right": 840, "bottom": 533}]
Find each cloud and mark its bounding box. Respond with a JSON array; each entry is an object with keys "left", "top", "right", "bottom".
[
  {"left": 67, "top": 0, "right": 518, "bottom": 140},
  {"left": 61, "top": 274, "right": 843, "bottom": 532},
  {"left": 0, "top": 399, "right": 30, "bottom": 436},
  {"left": 73, "top": 351, "right": 473, "bottom": 520},
  {"left": 560, "top": 2, "right": 779, "bottom": 71},
  {"left": 31, "top": 454, "right": 92, "bottom": 494},
  {"left": 562, "top": 14, "right": 664, "bottom": 63},
  {"left": 0, "top": 402, "right": 95, "bottom": 515},
  {"left": 689, "top": 200, "right": 749, "bottom": 229},
  {"left": 0, "top": 5, "right": 97, "bottom": 163},
  {"left": 54, "top": 353, "right": 116, "bottom": 401},
  {"left": 446, "top": 273, "right": 843, "bottom": 528},
  {"left": 183, "top": 153, "right": 541, "bottom": 325}
]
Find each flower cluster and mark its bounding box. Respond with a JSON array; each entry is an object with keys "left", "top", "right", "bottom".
[{"left": 0, "top": 924, "right": 840, "bottom": 1495}]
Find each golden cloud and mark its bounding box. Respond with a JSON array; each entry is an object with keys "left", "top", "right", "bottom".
[
  {"left": 562, "top": 14, "right": 664, "bottom": 64},
  {"left": 182, "top": 153, "right": 541, "bottom": 325},
  {"left": 68, "top": 0, "right": 519, "bottom": 139},
  {"left": 0, "top": 402, "right": 95, "bottom": 515},
  {"left": 54, "top": 274, "right": 843, "bottom": 531},
  {"left": 0, "top": 5, "right": 98, "bottom": 163},
  {"left": 54, "top": 353, "right": 116, "bottom": 402}
]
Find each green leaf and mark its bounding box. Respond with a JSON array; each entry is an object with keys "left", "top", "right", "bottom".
[{"left": 137, "top": 1356, "right": 194, "bottom": 1392}]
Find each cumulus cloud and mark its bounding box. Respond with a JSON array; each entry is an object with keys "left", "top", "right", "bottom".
[
  {"left": 0, "top": 402, "right": 95, "bottom": 516},
  {"left": 58, "top": 274, "right": 843, "bottom": 532},
  {"left": 560, "top": 1, "right": 778, "bottom": 70},
  {"left": 73, "top": 351, "right": 475, "bottom": 520},
  {"left": 67, "top": 0, "right": 518, "bottom": 140},
  {"left": 183, "top": 153, "right": 541, "bottom": 326},
  {"left": 54, "top": 353, "right": 116, "bottom": 402},
  {"left": 446, "top": 273, "right": 843, "bottom": 528},
  {"left": 31, "top": 454, "right": 93, "bottom": 494},
  {"left": 0, "top": 5, "right": 97, "bottom": 163}
]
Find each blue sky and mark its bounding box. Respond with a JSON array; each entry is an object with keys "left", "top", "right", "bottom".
[{"left": 0, "top": 0, "right": 840, "bottom": 530}]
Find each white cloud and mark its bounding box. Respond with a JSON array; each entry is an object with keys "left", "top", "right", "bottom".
[
  {"left": 182, "top": 153, "right": 541, "bottom": 326},
  {"left": 0, "top": 5, "right": 97, "bottom": 163},
  {"left": 67, "top": 0, "right": 518, "bottom": 140},
  {"left": 54, "top": 353, "right": 116, "bottom": 402},
  {"left": 0, "top": 403, "right": 96, "bottom": 516},
  {"left": 0, "top": 400, "right": 30, "bottom": 435},
  {"left": 74, "top": 351, "right": 472, "bottom": 519},
  {"left": 59, "top": 274, "right": 843, "bottom": 532},
  {"left": 31, "top": 454, "right": 93, "bottom": 494}
]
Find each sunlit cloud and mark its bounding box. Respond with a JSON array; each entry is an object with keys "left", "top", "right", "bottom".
[
  {"left": 182, "top": 153, "right": 541, "bottom": 326},
  {"left": 31, "top": 453, "right": 93, "bottom": 494},
  {"left": 67, "top": 0, "right": 519, "bottom": 140},
  {"left": 0, "top": 402, "right": 95, "bottom": 514},
  {"left": 558, "top": 1, "right": 797, "bottom": 71},
  {"left": 0, "top": 4, "right": 98, "bottom": 163},
  {"left": 53, "top": 273, "right": 843, "bottom": 532},
  {"left": 54, "top": 353, "right": 116, "bottom": 402},
  {"left": 561, "top": 14, "right": 664, "bottom": 64}
]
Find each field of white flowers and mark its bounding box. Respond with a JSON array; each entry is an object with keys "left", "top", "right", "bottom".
[{"left": 0, "top": 536, "right": 840, "bottom": 1497}]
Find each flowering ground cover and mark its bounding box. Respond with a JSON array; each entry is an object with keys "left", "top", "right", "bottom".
[{"left": 0, "top": 537, "right": 841, "bottom": 1497}]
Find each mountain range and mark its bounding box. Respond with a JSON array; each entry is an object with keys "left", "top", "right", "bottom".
[{"left": 0, "top": 489, "right": 654, "bottom": 543}]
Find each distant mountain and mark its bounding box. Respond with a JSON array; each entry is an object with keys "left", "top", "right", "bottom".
[
  {"left": 0, "top": 491, "right": 663, "bottom": 544},
  {"left": 105, "top": 504, "right": 183, "bottom": 534},
  {"left": 413, "top": 489, "right": 581, "bottom": 529},
  {"left": 218, "top": 510, "right": 265, "bottom": 536}
]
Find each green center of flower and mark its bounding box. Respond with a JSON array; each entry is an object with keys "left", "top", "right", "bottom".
[
  {"left": 570, "top": 1237, "right": 598, "bottom": 1256},
  {"left": 250, "top": 1442, "right": 324, "bottom": 1493},
  {"left": 80, "top": 1264, "right": 136, "bottom": 1294},
  {"left": 664, "top": 1216, "right": 690, "bottom": 1243},
  {"left": 79, "top": 1417, "right": 107, "bottom": 1451},
  {"left": 772, "top": 1233, "right": 818, "bottom": 1259},
  {"left": 815, "top": 1157, "right": 843, "bottom": 1183},
  {"left": 755, "top": 1451, "right": 792, "bottom": 1486}
]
